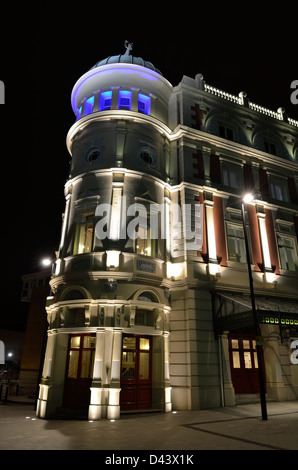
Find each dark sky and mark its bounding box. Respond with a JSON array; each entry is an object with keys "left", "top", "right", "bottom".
[{"left": 1, "top": 6, "right": 297, "bottom": 329}]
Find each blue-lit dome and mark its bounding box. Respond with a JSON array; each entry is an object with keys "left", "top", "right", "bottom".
[{"left": 90, "top": 55, "right": 163, "bottom": 76}]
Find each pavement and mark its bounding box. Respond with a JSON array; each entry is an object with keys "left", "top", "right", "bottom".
[{"left": 1, "top": 395, "right": 298, "bottom": 456}]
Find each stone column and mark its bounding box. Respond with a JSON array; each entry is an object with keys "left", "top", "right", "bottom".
[
  {"left": 219, "top": 333, "right": 236, "bottom": 406},
  {"left": 89, "top": 328, "right": 105, "bottom": 420}
]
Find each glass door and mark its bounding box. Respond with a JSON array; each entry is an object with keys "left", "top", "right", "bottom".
[
  {"left": 228, "top": 334, "right": 265, "bottom": 394},
  {"left": 120, "top": 335, "right": 152, "bottom": 410},
  {"left": 63, "top": 334, "right": 95, "bottom": 410}
]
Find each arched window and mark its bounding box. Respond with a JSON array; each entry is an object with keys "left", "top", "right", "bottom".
[
  {"left": 62, "top": 289, "right": 85, "bottom": 301},
  {"left": 137, "top": 291, "right": 158, "bottom": 302}
]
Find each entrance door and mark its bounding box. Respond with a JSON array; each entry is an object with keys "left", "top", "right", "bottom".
[
  {"left": 120, "top": 335, "right": 152, "bottom": 410},
  {"left": 228, "top": 334, "right": 265, "bottom": 394},
  {"left": 63, "top": 334, "right": 95, "bottom": 410}
]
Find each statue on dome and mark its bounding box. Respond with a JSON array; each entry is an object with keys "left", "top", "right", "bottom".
[{"left": 124, "top": 40, "right": 133, "bottom": 56}]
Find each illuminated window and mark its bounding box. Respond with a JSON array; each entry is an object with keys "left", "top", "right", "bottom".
[
  {"left": 67, "top": 335, "right": 95, "bottom": 379},
  {"left": 99, "top": 91, "right": 112, "bottom": 111},
  {"left": 73, "top": 211, "right": 94, "bottom": 255},
  {"left": 134, "top": 204, "right": 157, "bottom": 258},
  {"left": 76, "top": 106, "right": 82, "bottom": 121},
  {"left": 226, "top": 224, "right": 246, "bottom": 263},
  {"left": 232, "top": 351, "right": 241, "bottom": 368},
  {"left": 277, "top": 235, "right": 298, "bottom": 271},
  {"left": 138, "top": 93, "right": 151, "bottom": 115},
  {"left": 118, "top": 90, "right": 132, "bottom": 110},
  {"left": 84, "top": 96, "right": 94, "bottom": 116}
]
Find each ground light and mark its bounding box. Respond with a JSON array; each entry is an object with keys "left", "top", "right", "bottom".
[{"left": 241, "top": 193, "right": 268, "bottom": 421}]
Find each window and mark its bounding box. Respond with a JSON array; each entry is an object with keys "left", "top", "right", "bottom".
[
  {"left": 73, "top": 210, "right": 95, "bottom": 254},
  {"left": 222, "top": 162, "right": 243, "bottom": 189},
  {"left": 138, "top": 143, "right": 157, "bottom": 167},
  {"left": 230, "top": 337, "right": 258, "bottom": 370},
  {"left": 84, "top": 96, "right": 94, "bottom": 116},
  {"left": 87, "top": 149, "right": 101, "bottom": 162},
  {"left": 138, "top": 93, "right": 151, "bottom": 115},
  {"left": 135, "top": 309, "right": 154, "bottom": 327},
  {"left": 277, "top": 235, "right": 298, "bottom": 271},
  {"left": 226, "top": 224, "right": 246, "bottom": 263},
  {"left": 264, "top": 141, "right": 277, "bottom": 155},
  {"left": 99, "top": 91, "right": 112, "bottom": 111},
  {"left": 134, "top": 204, "right": 157, "bottom": 257},
  {"left": 76, "top": 106, "right": 82, "bottom": 121},
  {"left": 118, "top": 90, "right": 132, "bottom": 110},
  {"left": 67, "top": 334, "right": 95, "bottom": 379},
  {"left": 269, "top": 176, "right": 289, "bottom": 202},
  {"left": 219, "top": 125, "right": 234, "bottom": 141},
  {"left": 140, "top": 151, "right": 153, "bottom": 165}
]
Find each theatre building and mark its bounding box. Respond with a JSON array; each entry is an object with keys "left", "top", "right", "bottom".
[{"left": 36, "top": 44, "right": 298, "bottom": 420}]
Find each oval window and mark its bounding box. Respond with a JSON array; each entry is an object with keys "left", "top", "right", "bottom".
[
  {"left": 138, "top": 145, "right": 157, "bottom": 167},
  {"left": 140, "top": 151, "right": 153, "bottom": 165},
  {"left": 87, "top": 150, "right": 100, "bottom": 162}
]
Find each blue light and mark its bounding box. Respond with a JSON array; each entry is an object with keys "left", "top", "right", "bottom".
[
  {"left": 76, "top": 105, "right": 82, "bottom": 121},
  {"left": 138, "top": 93, "right": 151, "bottom": 115},
  {"left": 84, "top": 95, "right": 94, "bottom": 116},
  {"left": 71, "top": 66, "right": 160, "bottom": 114},
  {"left": 99, "top": 91, "right": 112, "bottom": 111},
  {"left": 118, "top": 90, "right": 132, "bottom": 110}
]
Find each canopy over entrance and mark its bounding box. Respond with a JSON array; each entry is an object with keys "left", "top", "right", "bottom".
[{"left": 213, "top": 292, "right": 298, "bottom": 335}]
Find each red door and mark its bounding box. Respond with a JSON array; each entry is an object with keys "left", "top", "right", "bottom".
[
  {"left": 63, "top": 334, "right": 95, "bottom": 410},
  {"left": 120, "top": 335, "right": 152, "bottom": 410},
  {"left": 228, "top": 334, "right": 266, "bottom": 394}
]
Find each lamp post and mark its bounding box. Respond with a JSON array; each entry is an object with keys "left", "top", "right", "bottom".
[{"left": 241, "top": 193, "right": 268, "bottom": 421}]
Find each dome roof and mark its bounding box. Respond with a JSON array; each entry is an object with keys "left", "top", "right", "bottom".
[{"left": 90, "top": 54, "right": 163, "bottom": 76}]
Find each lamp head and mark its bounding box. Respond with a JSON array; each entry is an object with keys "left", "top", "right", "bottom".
[
  {"left": 243, "top": 193, "right": 254, "bottom": 204},
  {"left": 41, "top": 258, "right": 52, "bottom": 267}
]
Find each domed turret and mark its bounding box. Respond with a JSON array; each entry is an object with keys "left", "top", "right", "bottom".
[
  {"left": 37, "top": 42, "right": 174, "bottom": 422},
  {"left": 70, "top": 41, "right": 172, "bottom": 125},
  {"left": 90, "top": 54, "right": 162, "bottom": 76}
]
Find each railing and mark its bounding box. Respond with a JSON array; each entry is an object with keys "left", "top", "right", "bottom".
[
  {"left": 204, "top": 83, "right": 298, "bottom": 127},
  {"left": 204, "top": 84, "right": 242, "bottom": 105},
  {"left": 248, "top": 102, "right": 280, "bottom": 119}
]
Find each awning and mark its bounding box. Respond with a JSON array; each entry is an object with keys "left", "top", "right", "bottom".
[{"left": 213, "top": 293, "right": 298, "bottom": 334}]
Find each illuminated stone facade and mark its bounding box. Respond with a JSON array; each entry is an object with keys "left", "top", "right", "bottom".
[{"left": 36, "top": 49, "right": 298, "bottom": 420}]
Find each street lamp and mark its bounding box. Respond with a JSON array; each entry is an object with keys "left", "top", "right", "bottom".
[
  {"left": 241, "top": 193, "right": 268, "bottom": 421},
  {"left": 41, "top": 258, "right": 52, "bottom": 267}
]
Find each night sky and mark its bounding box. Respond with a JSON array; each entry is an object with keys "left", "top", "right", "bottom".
[{"left": 1, "top": 6, "right": 297, "bottom": 329}]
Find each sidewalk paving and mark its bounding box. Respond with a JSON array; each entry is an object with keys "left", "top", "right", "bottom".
[{"left": 0, "top": 397, "right": 298, "bottom": 451}]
